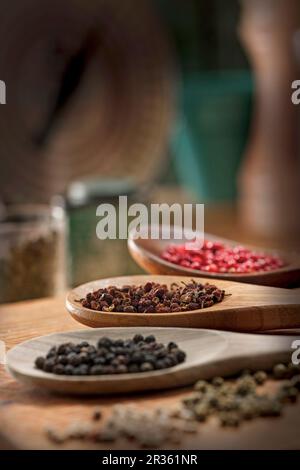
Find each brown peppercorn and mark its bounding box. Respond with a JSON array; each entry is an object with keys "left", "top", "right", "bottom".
[{"left": 79, "top": 280, "right": 225, "bottom": 314}]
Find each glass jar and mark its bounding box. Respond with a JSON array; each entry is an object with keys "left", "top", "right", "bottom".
[
  {"left": 66, "top": 178, "right": 144, "bottom": 286},
  {"left": 0, "top": 203, "right": 67, "bottom": 303}
]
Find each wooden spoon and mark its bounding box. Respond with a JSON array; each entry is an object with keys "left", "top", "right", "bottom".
[
  {"left": 66, "top": 275, "right": 300, "bottom": 332},
  {"left": 128, "top": 226, "right": 300, "bottom": 288},
  {"left": 6, "top": 327, "right": 299, "bottom": 395}
]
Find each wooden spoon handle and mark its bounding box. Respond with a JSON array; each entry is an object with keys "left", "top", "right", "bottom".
[{"left": 190, "top": 332, "right": 298, "bottom": 380}]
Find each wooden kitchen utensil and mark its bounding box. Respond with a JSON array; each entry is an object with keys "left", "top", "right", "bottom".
[
  {"left": 0, "top": 0, "right": 173, "bottom": 203},
  {"left": 6, "top": 327, "right": 299, "bottom": 395},
  {"left": 128, "top": 227, "right": 300, "bottom": 288},
  {"left": 238, "top": 0, "right": 300, "bottom": 238},
  {"left": 66, "top": 275, "right": 300, "bottom": 332}
]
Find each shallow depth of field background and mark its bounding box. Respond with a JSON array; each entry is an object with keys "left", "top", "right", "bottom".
[{"left": 0, "top": 0, "right": 299, "bottom": 295}]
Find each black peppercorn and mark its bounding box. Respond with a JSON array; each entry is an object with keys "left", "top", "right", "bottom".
[
  {"left": 93, "top": 409, "right": 102, "bottom": 421},
  {"left": 128, "top": 364, "right": 139, "bottom": 373},
  {"left": 97, "top": 337, "right": 113, "bottom": 348},
  {"left": 67, "top": 353, "right": 81, "bottom": 366},
  {"left": 34, "top": 335, "right": 187, "bottom": 377},
  {"left": 53, "top": 364, "right": 65, "bottom": 375},
  {"left": 64, "top": 365, "right": 75, "bottom": 375},
  {"left": 43, "top": 358, "right": 55, "bottom": 372},
  {"left": 35, "top": 356, "right": 45, "bottom": 370},
  {"left": 145, "top": 335, "right": 156, "bottom": 343},
  {"left": 57, "top": 355, "right": 68, "bottom": 365},
  {"left": 133, "top": 334, "right": 144, "bottom": 343}
]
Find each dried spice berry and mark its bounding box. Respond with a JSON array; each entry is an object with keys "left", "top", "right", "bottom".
[
  {"left": 253, "top": 370, "right": 267, "bottom": 385},
  {"left": 277, "top": 384, "right": 298, "bottom": 403},
  {"left": 273, "top": 363, "right": 288, "bottom": 379},
  {"left": 290, "top": 375, "right": 300, "bottom": 390},
  {"left": 79, "top": 280, "right": 225, "bottom": 313},
  {"left": 93, "top": 409, "right": 102, "bottom": 421},
  {"left": 44, "top": 361, "right": 300, "bottom": 449},
  {"left": 161, "top": 240, "right": 285, "bottom": 274},
  {"left": 181, "top": 364, "right": 300, "bottom": 428},
  {"left": 34, "top": 335, "right": 186, "bottom": 376}
]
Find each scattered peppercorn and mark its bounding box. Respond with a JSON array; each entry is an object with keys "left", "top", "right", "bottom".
[
  {"left": 79, "top": 280, "right": 225, "bottom": 313},
  {"left": 273, "top": 363, "right": 288, "bottom": 380},
  {"left": 212, "top": 376, "right": 224, "bottom": 387},
  {"left": 93, "top": 409, "right": 102, "bottom": 421},
  {"left": 290, "top": 374, "right": 300, "bottom": 390},
  {"left": 253, "top": 370, "right": 267, "bottom": 385},
  {"left": 46, "top": 403, "right": 197, "bottom": 448},
  {"left": 44, "top": 361, "right": 300, "bottom": 448},
  {"left": 183, "top": 362, "right": 300, "bottom": 428},
  {"left": 34, "top": 335, "right": 186, "bottom": 376},
  {"left": 161, "top": 240, "right": 285, "bottom": 274}
]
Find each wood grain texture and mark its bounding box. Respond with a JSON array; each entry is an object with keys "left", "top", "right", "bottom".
[
  {"left": 128, "top": 228, "right": 300, "bottom": 288},
  {"left": 66, "top": 275, "right": 300, "bottom": 331},
  {"left": 6, "top": 327, "right": 298, "bottom": 395},
  {"left": 0, "top": 0, "right": 173, "bottom": 203},
  {"left": 1, "top": 297, "right": 300, "bottom": 449}
]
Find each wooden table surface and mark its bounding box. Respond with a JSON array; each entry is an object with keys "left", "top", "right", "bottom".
[{"left": 1, "top": 295, "right": 300, "bottom": 450}]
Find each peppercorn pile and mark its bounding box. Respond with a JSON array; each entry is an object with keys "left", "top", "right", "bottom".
[
  {"left": 46, "top": 405, "right": 197, "bottom": 447},
  {"left": 161, "top": 241, "right": 285, "bottom": 274},
  {"left": 183, "top": 362, "right": 300, "bottom": 427},
  {"left": 45, "top": 361, "right": 300, "bottom": 447},
  {"left": 35, "top": 335, "right": 186, "bottom": 375},
  {"left": 79, "top": 280, "right": 225, "bottom": 313}
]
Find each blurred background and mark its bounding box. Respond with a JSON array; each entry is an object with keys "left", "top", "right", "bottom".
[{"left": 0, "top": 0, "right": 300, "bottom": 302}]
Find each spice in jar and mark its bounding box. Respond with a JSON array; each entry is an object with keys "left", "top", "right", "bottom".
[
  {"left": 0, "top": 205, "right": 66, "bottom": 303},
  {"left": 35, "top": 335, "right": 186, "bottom": 375},
  {"left": 79, "top": 280, "right": 225, "bottom": 313},
  {"left": 161, "top": 241, "right": 285, "bottom": 274}
]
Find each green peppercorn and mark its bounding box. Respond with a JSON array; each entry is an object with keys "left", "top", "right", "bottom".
[
  {"left": 291, "top": 375, "right": 300, "bottom": 390},
  {"left": 194, "top": 380, "right": 208, "bottom": 392},
  {"left": 194, "top": 403, "right": 209, "bottom": 422},
  {"left": 287, "top": 362, "right": 300, "bottom": 377},
  {"left": 212, "top": 376, "right": 224, "bottom": 387},
  {"left": 277, "top": 384, "right": 299, "bottom": 403},
  {"left": 219, "top": 411, "right": 240, "bottom": 427},
  {"left": 273, "top": 363, "right": 287, "bottom": 380},
  {"left": 253, "top": 370, "right": 267, "bottom": 385}
]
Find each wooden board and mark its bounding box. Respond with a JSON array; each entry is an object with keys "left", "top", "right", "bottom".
[
  {"left": 128, "top": 228, "right": 300, "bottom": 288},
  {"left": 6, "top": 327, "right": 298, "bottom": 395},
  {"left": 66, "top": 275, "right": 300, "bottom": 331},
  {"left": 1, "top": 297, "right": 300, "bottom": 449}
]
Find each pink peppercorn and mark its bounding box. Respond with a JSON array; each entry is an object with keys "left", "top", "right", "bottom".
[{"left": 161, "top": 241, "right": 285, "bottom": 274}]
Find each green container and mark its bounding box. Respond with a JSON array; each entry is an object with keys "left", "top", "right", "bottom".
[
  {"left": 66, "top": 179, "right": 143, "bottom": 286},
  {"left": 172, "top": 71, "right": 253, "bottom": 201}
]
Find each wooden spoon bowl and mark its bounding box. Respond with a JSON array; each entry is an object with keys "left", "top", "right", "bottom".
[
  {"left": 6, "top": 327, "right": 298, "bottom": 395},
  {"left": 128, "top": 226, "right": 300, "bottom": 288},
  {"left": 66, "top": 275, "right": 300, "bottom": 332}
]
